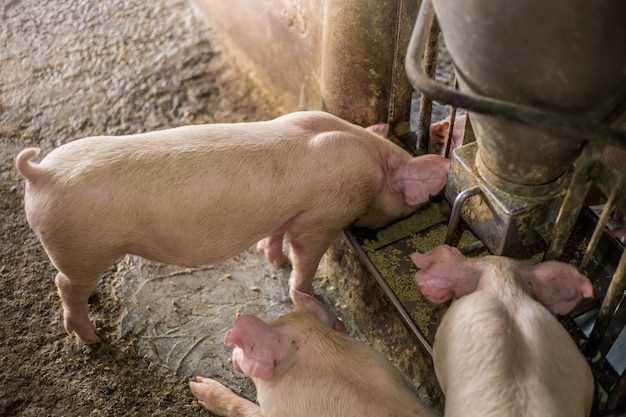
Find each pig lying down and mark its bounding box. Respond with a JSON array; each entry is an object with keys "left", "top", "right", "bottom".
[
  {"left": 411, "top": 245, "right": 594, "bottom": 417},
  {"left": 191, "top": 248, "right": 594, "bottom": 417},
  {"left": 189, "top": 311, "right": 435, "bottom": 417},
  {"left": 15, "top": 111, "right": 449, "bottom": 343}
]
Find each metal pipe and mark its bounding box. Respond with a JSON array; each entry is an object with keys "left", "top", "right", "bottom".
[
  {"left": 581, "top": 184, "right": 620, "bottom": 270},
  {"left": 404, "top": 0, "right": 626, "bottom": 151},
  {"left": 415, "top": 4, "right": 439, "bottom": 154},
  {"left": 343, "top": 231, "right": 433, "bottom": 355},
  {"left": 444, "top": 78, "right": 458, "bottom": 159},
  {"left": 445, "top": 185, "right": 481, "bottom": 246},
  {"left": 587, "top": 248, "right": 626, "bottom": 357}
]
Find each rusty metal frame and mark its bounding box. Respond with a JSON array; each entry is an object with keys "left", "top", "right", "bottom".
[{"left": 402, "top": 1, "right": 626, "bottom": 413}]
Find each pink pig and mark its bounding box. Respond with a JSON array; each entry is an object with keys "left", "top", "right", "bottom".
[
  {"left": 411, "top": 245, "right": 594, "bottom": 417},
  {"left": 15, "top": 111, "right": 449, "bottom": 344},
  {"left": 429, "top": 114, "right": 466, "bottom": 156},
  {"left": 190, "top": 311, "right": 436, "bottom": 417}
]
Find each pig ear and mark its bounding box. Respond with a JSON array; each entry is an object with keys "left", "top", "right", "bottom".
[
  {"left": 224, "top": 315, "right": 278, "bottom": 380},
  {"left": 410, "top": 244, "right": 464, "bottom": 269},
  {"left": 390, "top": 154, "right": 449, "bottom": 207},
  {"left": 366, "top": 123, "right": 390, "bottom": 138},
  {"left": 526, "top": 262, "right": 594, "bottom": 315},
  {"left": 410, "top": 246, "right": 478, "bottom": 304},
  {"left": 231, "top": 346, "right": 275, "bottom": 380},
  {"left": 291, "top": 289, "right": 342, "bottom": 330}
]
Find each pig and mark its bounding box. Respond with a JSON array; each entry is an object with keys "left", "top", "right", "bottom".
[
  {"left": 189, "top": 308, "right": 436, "bottom": 417},
  {"left": 429, "top": 113, "right": 466, "bottom": 156},
  {"left": 410, "top": 245, "right": 595, "bottom": 417},
  {"left": 15, "top": 111, "right": 449, "bottom": 343}
]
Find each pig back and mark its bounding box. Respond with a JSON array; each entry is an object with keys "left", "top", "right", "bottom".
[{"left": 433, "top": 290, "right": 593, "bottom": 417}]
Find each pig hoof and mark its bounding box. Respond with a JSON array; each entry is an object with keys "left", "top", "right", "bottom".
[
  {"left": 256, "top": 238, "right": 289, "bottom": 267},
  {"left": 189, "top": 376, "right": 233, "bottom": 412},
  {"left": 63, "top": 313, "right": 100, "bottom": 344}
]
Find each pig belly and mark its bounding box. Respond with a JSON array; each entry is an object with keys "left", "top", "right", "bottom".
[{"left": 127, "top": 207, "right": 284, "bottom": 267}]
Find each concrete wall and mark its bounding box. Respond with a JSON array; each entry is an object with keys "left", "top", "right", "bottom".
[
  {"left": 191, "top": 0, "right": 417, "bottom": 125},
  {"left": 191, "top": 0, "right": 324, "bottom": 111}
]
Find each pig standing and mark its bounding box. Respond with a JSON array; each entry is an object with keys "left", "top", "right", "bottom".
[
  {"left": 189, "top": 310, "right": 436, "bottom": 417},
  {"left": 15, "top": 111, "right": 449, "bottom": 343},
  {"left": 411, "top": 245, "right": 595, "bottom": 417}
]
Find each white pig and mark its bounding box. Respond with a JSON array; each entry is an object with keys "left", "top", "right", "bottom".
[
  {"left": 411, "top": 245, "right": 595, "bottom": 417},
  {"left": 189, "top": 310, "right": 436, "bottom": 417},
  {"left": 15, "top": 111, "right": 449, "bottom": 343}
]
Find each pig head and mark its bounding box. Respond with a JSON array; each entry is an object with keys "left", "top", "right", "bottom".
[
  {"left": 353, "top": 123, "right": 449, "bottom": 228},
  {"left": 410, "top": 245, "right": 593, "bottom": 315},
  {"left": 190, "top": 310, "right": 436, "bottom": 417}
]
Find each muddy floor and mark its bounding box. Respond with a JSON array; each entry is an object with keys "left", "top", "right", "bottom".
[{"left": 0, "top": 0, "right": 277, "bottom": 415}]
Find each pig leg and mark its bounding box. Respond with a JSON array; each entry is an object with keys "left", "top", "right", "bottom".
[
  {"left": 189, "top": 376, "right": 263, "bottom": 417},
  {"left": 288, "top": 229, "right": 344, "bottom": 330},
  {"left": 55, "top": 272, "right": 100, "bottom": 344},
  {"left": 48, "top": 246, "right": 119, "bottom": 344},
  {"left": 256, "top": 231, "right": 288, "bottom": 267}
]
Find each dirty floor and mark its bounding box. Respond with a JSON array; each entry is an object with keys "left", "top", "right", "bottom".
[{"left": 0, "top": 0, "right": 278, "bottom": 415}]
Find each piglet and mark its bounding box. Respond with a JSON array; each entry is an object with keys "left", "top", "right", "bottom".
[
  {"left": 429, "top": 113, "right": 466, "bottom": 156},
  {"left": 411, "top": 245, "right": 594, "bottom": 417},
  {"left": 189, "top": 309, "right": 436, "bottom": 417},
  {"left": 15, "top": 111, "right": 449, "bottom": 343}
]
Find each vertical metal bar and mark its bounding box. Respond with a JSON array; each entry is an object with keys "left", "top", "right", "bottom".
[
  {"left": 607, "top": 364, "right": 626, "bottom": 414},
  {"left": 598, "top": 295, "right": 626, "bottom": 361},
  {"left": 544, "top": 149, "right": 596, "bottom": 261},
  {"left": 443, "top": 78, "right": 458, "bottom": 159},
  {"left": 416, "top": 11, "right": 439, "bottom": 154},
  {"left": 444, "top": 106, "right": 457, "bottom": 158},
  {"left": 580, "top": 185, "right": 620, "bottom": 270},
  {"left": 587, "top": 248, "right": 626, "bottom": 356}
]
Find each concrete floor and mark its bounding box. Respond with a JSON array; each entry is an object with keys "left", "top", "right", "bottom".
[{"left": 0, "top": 0, "right": 279, "bottom": 415}]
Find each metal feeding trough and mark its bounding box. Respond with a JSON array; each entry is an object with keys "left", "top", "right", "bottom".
[{"left": 346, "top": 0, "right": 626, "bottom": 414}]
